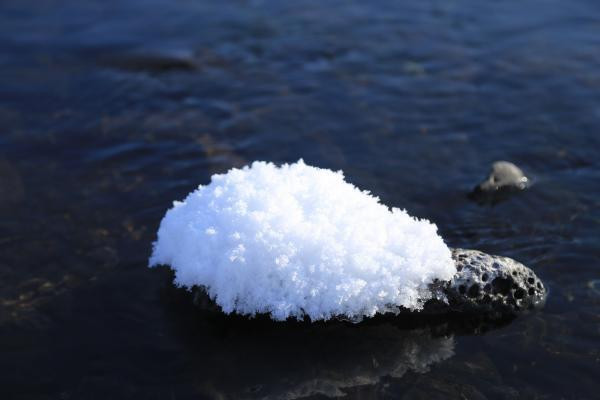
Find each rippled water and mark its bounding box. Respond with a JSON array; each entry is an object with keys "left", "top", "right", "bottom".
[{"left": 1, "top": 1, "right": 599, "bottom": 399}]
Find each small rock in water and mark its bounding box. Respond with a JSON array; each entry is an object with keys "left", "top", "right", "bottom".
[
  {"left": 470, "top": 161, "right": 529, "bottom": 202},
  {"left": 101, "top": 48, "right": 197, "bottom": 73}
]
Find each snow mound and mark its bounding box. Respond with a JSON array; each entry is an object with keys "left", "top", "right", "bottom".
[{"left": 149, "top": 160, "right": 455, "bottom": 321}]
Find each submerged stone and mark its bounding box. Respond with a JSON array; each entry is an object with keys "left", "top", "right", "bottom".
[{"left": 470, "top": 161, "right": 529, "bottom": 203}]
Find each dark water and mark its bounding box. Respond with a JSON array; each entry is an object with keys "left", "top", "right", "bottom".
[{"left": 1, "top": 0, "right": 599, "bottom": 398}]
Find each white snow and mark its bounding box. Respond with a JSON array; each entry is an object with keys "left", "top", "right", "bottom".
[{"left": 149, "top": 160, "right": 455, "bottom": 321}]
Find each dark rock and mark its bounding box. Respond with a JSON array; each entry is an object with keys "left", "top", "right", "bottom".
[
  {"left": 100, "top": 49, "right": 197, "bottom": 73},
  {"left": 443, "top": 248, "right": 547, "bottom": 315},
  {"left": 188, "top": 248, "right": 547, "bottom": 320},
  {"left": 0, "top": 159, "right": 24, "bottom": 207}
]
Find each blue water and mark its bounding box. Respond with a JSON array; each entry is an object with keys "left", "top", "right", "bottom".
[{"left": 1, "top": 1, "right": 599, "bottom": 398}]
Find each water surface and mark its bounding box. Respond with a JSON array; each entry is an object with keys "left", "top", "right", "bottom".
[{"left": 1, "top": 1, "right": 599, "bottom": 399}]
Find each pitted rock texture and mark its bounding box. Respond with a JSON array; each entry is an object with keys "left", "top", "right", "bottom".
[
  {"left": 189, "top": 248, "right": 548, "bottom": 319},
  {"left": 445, "top": 248, "right": 547, "bottom": 314}
]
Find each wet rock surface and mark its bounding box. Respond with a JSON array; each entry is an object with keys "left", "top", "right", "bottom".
[
  {"left": 443, "top": 248, "right": 547, "bottom": 315},
  {"left": 470, "top": 161, "right": 529, "bottom": 203},
  {"left": 190, "top": 248, "right": 547, "bottom": 320}
]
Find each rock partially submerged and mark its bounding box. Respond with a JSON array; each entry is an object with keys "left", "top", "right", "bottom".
[
  {"left": 150, "top": 160, "right": 456, "bottom": 321},
  {"left": 151, "top": 160, "right": 546, "bottom": 322},
  {"left": 470, "top": 161, "right": 529, "bottom": 202},
  {"left": 191, "top": 248, "right": 547, "bottom": 320}
]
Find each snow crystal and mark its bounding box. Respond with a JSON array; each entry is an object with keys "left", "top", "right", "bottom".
[{"left": 149, "top": 160, "right": 455, "bottom": 321}]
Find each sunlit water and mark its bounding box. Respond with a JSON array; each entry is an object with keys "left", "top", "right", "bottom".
[{"left": 1, "top": 1, "right": 599, "bottom": 398}]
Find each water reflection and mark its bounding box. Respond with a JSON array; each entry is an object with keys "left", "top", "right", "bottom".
[{"left": 163, "top": 286, "right": 511, "bottom": 399}]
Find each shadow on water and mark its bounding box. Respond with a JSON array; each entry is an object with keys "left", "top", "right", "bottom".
[
  {"left": 160, "top": 278, "right": 515, "bottom": 399},
  {"left": 1, "top": 263, "right": 514, "bottom": 400}
]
